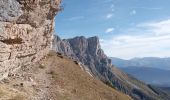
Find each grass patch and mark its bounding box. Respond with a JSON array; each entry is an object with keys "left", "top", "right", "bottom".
[
  {"left": 46, "top": 70, "right": 58, "bottom": 79},
  {"left": 105, "top": 81, "right": 115, "bottom": 89},
  {"left": 0, "top": 89, "right": 6, "bottom": 98},
  {"left": 48, "top": 70, "right": 55, "bottom": 75},
  {"left": 9, "top": 95, "right": 25, "bottom": 100},
  {"left": 39, "top": 64, "right": 45, "bottom": 69}
]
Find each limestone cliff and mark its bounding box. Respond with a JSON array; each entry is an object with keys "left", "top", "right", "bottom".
[
  {"left": 53, "top": 36, "right": 113, "bottom": 79},
  {"left": 0, "top": 0, "right": 61, "bottom": 79}
]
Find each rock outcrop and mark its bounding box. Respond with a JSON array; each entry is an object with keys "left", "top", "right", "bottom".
[
  {"left": 54, "top": 35, "right": 170, "bottom": 100},
  {"left": 53, "top": 36, "right": 75, "bottom": 58},
  {"left": 53, "top": 36, "right": 112, "bottom": 79},
  {"left": 0, "top": 0, "right": 61, "bottom": 80}
]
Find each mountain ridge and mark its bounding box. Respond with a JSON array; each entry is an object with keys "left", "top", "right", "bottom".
[
  {"left": 53, "top": 35, "right": 170, "bottom": 100},
  {"left": 121, "top": 66, "right": 170, "bottom": 86},
  {"left": 111, "top": 57, "right": 170, "bottom": 86},
  {"left": 111, "top": 57, "right": 170, "bottom": 70}
]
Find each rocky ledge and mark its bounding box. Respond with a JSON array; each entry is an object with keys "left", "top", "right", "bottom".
[{"left": 0, "top": 0, "right": 61, "bottom": 80}]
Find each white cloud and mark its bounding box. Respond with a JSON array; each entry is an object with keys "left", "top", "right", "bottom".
[
  {"left": 101, "top": 19, "right": 170, "bottom": 59},
  {"left": 66, "top": 16, "right": 84, "bottom": 21},
  {"left": 130, "top": 10, "right": 137, "bottom": 15},
  {"left": 138, "top": 19, "right": 170, "bottom": 35},
  {"left": 105, "top": 28, "right": 115, "bottom": 33},
  {"left": 111, "top": 4, "right": 114, "bottom": 8},
  {"left": 104, "top": 0, "right": 113, "bottom": 3},
  {"left": 110, "top": 4, "right": 115, "bottom": 12},
  {"left": 105, "top": 4, "right": 115, "bottom": 19},
  {"left": 132, "top": 7, "right": 162, "bottom": 10},
  {"left": 106, "top": 13, "right": 113, "bottom": 19}
]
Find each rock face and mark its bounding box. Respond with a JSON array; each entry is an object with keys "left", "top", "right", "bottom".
[
  {"left": 53, "top": 36, "right": 75, "bottom": 58},
  {"left": 53, "top": 36, "right": 112, "bottom": 80},
  {"left": 54, "top": 35, "right": 170, "bottom": 100},
  {"left": 67, "top": 36, "right": 113, "bottom": 80},
  {"left": 0, "top": 0, "right": 61, "bottom": 80}
]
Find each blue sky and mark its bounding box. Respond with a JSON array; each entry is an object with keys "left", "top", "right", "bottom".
[{"left": 55, "top": 0, "right": 170, "bottom": 59}]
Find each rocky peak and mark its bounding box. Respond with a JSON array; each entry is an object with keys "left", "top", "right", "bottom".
[
  {"left": 54, "top": 35, "right": 170, "bottom": 100},
  {"left": 68, "top": 36, "right": 88, "bottom": 56},
  {"left": 54, "top": 35, "right": 112, "bottom": 77},
  {"left": 53, "top": 35, "right": 75, "bottom": 58},
  {"left": 67, "top": 36, "right": 107, "bottom": 59},
  {"left": 87, "top": 36, "right": 101, "bottom": 56},
  {"left": 0, "top": 0, "right": 61, "bottom": 80}
]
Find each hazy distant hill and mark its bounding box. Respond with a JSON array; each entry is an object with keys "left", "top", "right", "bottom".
[
  {"left": 160, "top": 87, "right": 170, "bottom": 94},
  {"left": 111, "top": 57, "right": 170, "bottom": 86},
  {"left": 121, "top": 67, "right": 170, "bottom": 86},
  {"left": 111, "top": 57, "right": 170, "bottom": 70}
]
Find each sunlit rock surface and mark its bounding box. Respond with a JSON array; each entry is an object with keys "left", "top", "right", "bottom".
[{"left": 0, "top": 0, "right": 61, "bottom": 79}]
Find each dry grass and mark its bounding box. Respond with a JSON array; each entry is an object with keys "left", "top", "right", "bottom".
[
  {"left": 44, "top": 52, "right": 132, "bottom": 100},
  {"left": 0, "top": 85, "right": 26, "bottom": 100},
  {"left": 9, "top": 95, "right": 25, "bottom": 100},
  {"left": 39, "top": 64, "right": 46, "bottom": 69},
  {"left": 0, "top": 51, "right": 132, "bottom": 100}
]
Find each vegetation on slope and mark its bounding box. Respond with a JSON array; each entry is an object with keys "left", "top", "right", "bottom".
[{"left": 0, "top": 51, "right": 131, "bottom": 100}]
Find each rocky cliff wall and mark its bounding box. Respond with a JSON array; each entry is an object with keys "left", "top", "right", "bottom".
[
  {"left": 53, "top": 36, "right": 112, "bottom": 79},
  {"left": 0, "top": 0, "right": 61, "bottom": 80}
]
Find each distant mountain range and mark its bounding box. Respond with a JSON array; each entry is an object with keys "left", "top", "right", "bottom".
[
  {"left": 160, "top": 87, "right": 170, "bottom": 94},
  {"left": 111, "top": 57, "right": 170, "bottom": 86},
  {"left": 111, "top": 57, "right": 170, "bottom": 70},
  {"left": 121, "top": 67, "right": 170, "bottom": 86}
]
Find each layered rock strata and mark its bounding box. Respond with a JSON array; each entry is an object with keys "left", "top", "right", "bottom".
[{"left": 0, "top": 0, "right": 61, "bottom": 79}]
